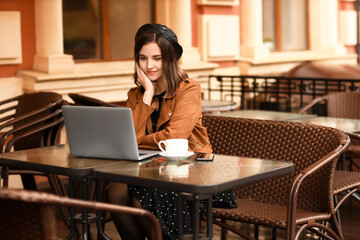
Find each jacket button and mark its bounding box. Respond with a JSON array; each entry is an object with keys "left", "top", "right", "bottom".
[{"left": 168, "top": 113, "right": 172, "bottom": 117}]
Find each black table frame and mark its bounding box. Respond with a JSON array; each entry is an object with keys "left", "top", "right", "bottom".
[
  {"left": 0, "top": 146, "right": 293, "bottom": 240},
  {"left": 93, "top": 154, "right": 294, "bottom": 240}
]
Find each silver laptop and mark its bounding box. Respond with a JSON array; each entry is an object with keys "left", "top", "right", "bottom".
[{"left": 62, "top": 105, "right": 159, "bottom": 160}]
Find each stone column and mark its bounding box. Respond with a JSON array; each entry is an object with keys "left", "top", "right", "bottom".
[
  {"left": 240, "top": 0, "right": 269, "bottom": 58},
  {"left": 168, "top": 0, "right": 192, "bottom": 48},
  {"left": 156, "top": 0, "right": 201, "bottom": 63},
  {"left": 33, "top": 0, "right": 74, "bottom": 74},
  {"left": 309, "top": 0, "right": 346, "bottom": 54}
]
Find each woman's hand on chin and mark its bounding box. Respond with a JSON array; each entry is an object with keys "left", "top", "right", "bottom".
[
  {"left": 137, "top": 65, "right": 154, "bottom": 92},
  {"left": 137, "top": 65, "right": 155, "bottom": 105}
]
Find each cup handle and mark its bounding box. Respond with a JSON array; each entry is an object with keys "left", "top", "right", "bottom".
[{"left": 158, "top": 140, "right": 166, "bottom": 152}]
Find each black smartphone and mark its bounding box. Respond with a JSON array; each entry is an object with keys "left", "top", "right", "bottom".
[{"left": 196, "top": 153, "right": 215, "bottom": 161}]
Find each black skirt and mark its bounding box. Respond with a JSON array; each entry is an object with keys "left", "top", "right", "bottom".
[{"left": 128, "top": 185, "right": 237, "bottom": 240}]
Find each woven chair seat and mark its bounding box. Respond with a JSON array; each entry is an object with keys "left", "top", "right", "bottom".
[
  {"left": 213, "top": 198, "right": 331, "bottom": 229},
  {"left": 333, "top": 170, "right": 360, "bottom": 194}
]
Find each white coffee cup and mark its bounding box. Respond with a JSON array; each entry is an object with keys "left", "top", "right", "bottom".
[{"left": 158, "top": 139, "right": 188, "bottom": 155}]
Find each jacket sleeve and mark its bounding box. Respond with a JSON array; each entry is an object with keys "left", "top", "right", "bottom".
[
  {"left": 140, "top": 81, "right": 202, "bottom": 148},
  {"left": 126, "top": 88, "right": 156, "bottom": 145}
]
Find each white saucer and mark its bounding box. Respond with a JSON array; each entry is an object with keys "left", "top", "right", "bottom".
[{"left": 159, "top": 151, "right": 194, "bottom": 161}]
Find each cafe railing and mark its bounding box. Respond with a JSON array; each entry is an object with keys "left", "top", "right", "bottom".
[{"left": 207, "top": 75, "right": 360, "bottom": 114}]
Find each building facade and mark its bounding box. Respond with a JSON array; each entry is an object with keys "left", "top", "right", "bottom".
[{"left": 0, "top": 0, "right": 357, "bottom": 102}]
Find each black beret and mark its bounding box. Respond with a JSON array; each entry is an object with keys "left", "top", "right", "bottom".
[{"left": 135, "top": 24, "right": 183, "bottom": 59}]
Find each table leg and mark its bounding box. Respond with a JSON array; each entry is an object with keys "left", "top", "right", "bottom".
[
  {"left": 82, "top": 176, "right": 90, "bottom": 240},
  {"left": 206, "top": 195, "right": 213, "bottom": 239},
  {"left": 65, "top": 177, "right": 76, "bottom": 240},
  {"left": 96, "top": 179, "right": 111, "bottom": 240},
  {"left": 181, "top": 193, "right": 213, "bottom": 240},
  {"left": 178, "top": 193, "right": 184, "bottom": 240},
  {"left": 192, "top": 194, "right": 200, "bottom": 240}
]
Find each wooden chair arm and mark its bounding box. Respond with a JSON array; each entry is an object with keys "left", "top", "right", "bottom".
[
  {"left": 0, "top": 188, "right": 163, "bottom": 240},
  {"left": 4, "top": 116, "right": 64, "bottom": 153}
]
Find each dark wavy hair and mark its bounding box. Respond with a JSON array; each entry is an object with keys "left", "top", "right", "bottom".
[{"left": 133, "top": 32, "right": 188, "bottom": 95}]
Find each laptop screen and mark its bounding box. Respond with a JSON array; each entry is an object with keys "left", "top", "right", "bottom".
[{"left": 62, "top": 105, "right": 159, "bottom": 160}]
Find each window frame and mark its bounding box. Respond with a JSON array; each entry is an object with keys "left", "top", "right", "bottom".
[{"left": 64, "top": 0, "right": 155, "bottom": 62}]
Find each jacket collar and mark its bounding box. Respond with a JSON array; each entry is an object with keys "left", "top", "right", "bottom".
[{"left": 163, "top": 78, "right": 189, "bottom": 99}]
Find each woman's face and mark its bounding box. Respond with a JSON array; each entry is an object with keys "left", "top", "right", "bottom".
[{"left": 138, "top": 42, "right": 163, "bottom": 82}]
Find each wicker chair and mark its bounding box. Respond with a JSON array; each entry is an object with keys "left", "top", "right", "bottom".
[
  {"left": 0, "top": 92, "right": 71, "bottom": 231},
  {"left": 0, "top": 187, "right": 162, "bottom": 240},
  {"left": 299, "top": 92, "right": 360, "bottom": 169},
  {"left": 299, "top": 91, "right": 360, "bottom": 119},
  {"left": 332, "top": 132, "right": 360, "bottom": 225},
  {"left": 0, "top": 107, "right": 65, "bottom": 186},
  {"left": 0, "top": 92, "right": 67, "bottom": 189},
  {"left": 298, "top": 92, "right": 360, "bottom": 219},
  {"left": 202, "top": 115, "right": 349, "bottom": 240}
]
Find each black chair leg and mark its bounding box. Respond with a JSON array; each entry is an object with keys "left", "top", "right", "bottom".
[
  {"left": 272, "top": 228, "right": 277, "bottom": 240},
  {"left": 21, "top": 174, "right": 37, "bottom": 190},
  {"left": 334, "top": 195, "right": 342, "bottom": 230},
  {"left": 254, "top": 224, "right": 259, "bottom": 240},
  {"left": 221, "top": 219, "right": 227, "bottom": 240}
]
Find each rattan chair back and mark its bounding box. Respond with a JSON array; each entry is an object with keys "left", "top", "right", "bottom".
[
  {"left": 14, "top": 92, "right": 64, "bottom": 150},
  {"left": 323, "top": 92, "right": 360, "bottom": 118},
  {"left": 202, "top": 115, "right": 349, "bottom": 239},
  {"left": 0, "top": 92, "right": 67, "bottom": 188},
  {"left": 0, "top": 92, "right": 64, "bottom": 151},
  {"left": 299, "top": 92, "right": 360, "bottom": 119}
]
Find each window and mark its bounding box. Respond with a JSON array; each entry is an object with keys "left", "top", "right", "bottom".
[
  {"left": 63, "top": 0, "right": 154, "bottom": 61},
  {"left": 262, "top": 0, "right": 308, "bottom": 51}
]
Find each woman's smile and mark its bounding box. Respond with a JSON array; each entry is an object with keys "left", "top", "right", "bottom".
[{"left": 147, "top": 70, "right": 157, "bottom": 75}]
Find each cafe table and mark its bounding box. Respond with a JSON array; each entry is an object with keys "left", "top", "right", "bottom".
[
  {"left": 93, "top": 153, "right": 294, "bottom": 240},
  {"left": 287, "top": 116, "right": 360, "bottom": 170},
  {"left": 206, "top": 109, "right": 316, "bottom": 121},
  {"left": 0, "top": 144, "right": 119, "bottom": 240},
  {"left": 287, "top": 116, "right": 360, "bottom": 133},
  {"left": 201, "top": 99, "right": 238, "bottom": 113}
]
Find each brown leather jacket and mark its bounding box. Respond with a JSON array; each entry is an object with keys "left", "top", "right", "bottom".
[{"left": 126, "top": 78, "right": 212, "bottom": 153}]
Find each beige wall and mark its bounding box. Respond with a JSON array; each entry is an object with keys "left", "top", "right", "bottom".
[{"left": 0, "top": 0, "right": 358, "bottom": 102}]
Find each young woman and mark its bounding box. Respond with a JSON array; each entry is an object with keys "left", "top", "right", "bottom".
[{"left": 108, "top": 24, "right": 236, "bottom": 240}]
